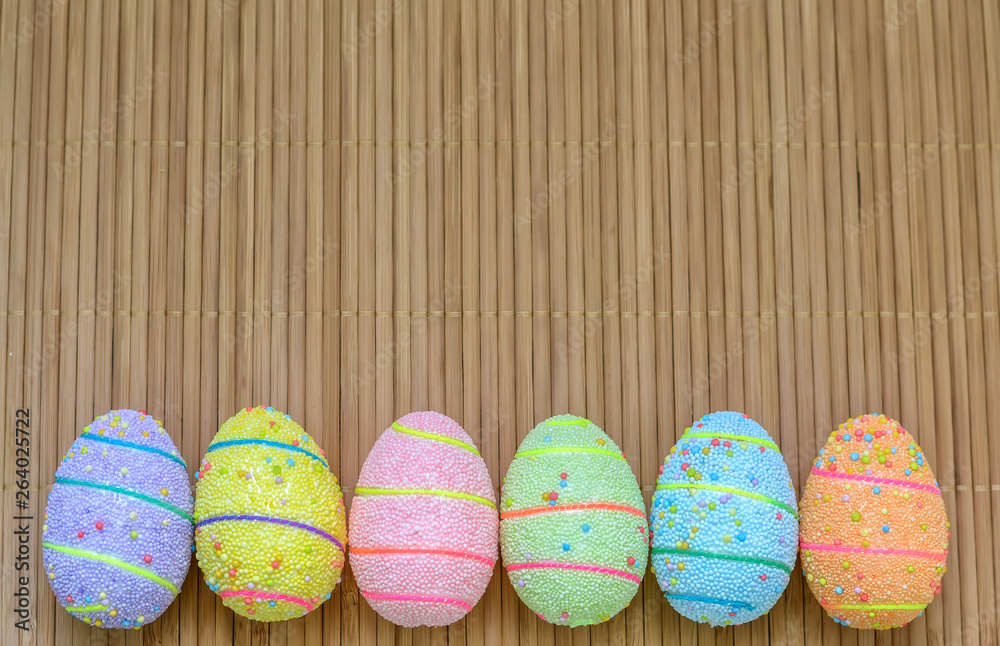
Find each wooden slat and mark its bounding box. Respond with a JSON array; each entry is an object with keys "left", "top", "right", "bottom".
[{"left": 3, "top": 1, "right": 998, "bottom": 644}]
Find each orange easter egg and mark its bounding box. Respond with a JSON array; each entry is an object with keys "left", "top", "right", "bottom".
[{"left": 799, "top": 414, "right": 949, "bottom": 630}]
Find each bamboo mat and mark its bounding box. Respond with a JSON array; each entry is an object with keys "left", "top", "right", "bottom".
[{"left": 1, "top": 0, "right": 999, "bottom": 645}]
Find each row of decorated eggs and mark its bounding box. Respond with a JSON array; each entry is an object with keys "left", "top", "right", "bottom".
[{"left": 43, "top": 408, "right": 948, "bottom": 632}]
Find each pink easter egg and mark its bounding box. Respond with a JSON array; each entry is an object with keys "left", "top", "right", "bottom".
[{"left": 348, "top": 411, "right": 499, "bottom": 627}]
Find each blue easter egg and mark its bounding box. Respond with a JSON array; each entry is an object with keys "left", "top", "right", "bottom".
[{"left": 650, "top": 411, "right": 799, "bottom": 626}]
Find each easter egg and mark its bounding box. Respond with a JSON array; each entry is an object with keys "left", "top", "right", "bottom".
[
  {"left": 194, "top": 406, "right": 346, "bottom": 621},
  {"left": 349, "top": 411, "right": 498, "bottom": 627},
  {"left": 499, "top": 415, "right": 648, "bottom": 626},
  {"left": 42, "top": 409, "right": 194, "bottom": 629},
  {"left": 799, "top": 414, "right": 949, "bottom": 629},
  {"left": 651, "top": 411, "right": 799, "bottom": 627}
]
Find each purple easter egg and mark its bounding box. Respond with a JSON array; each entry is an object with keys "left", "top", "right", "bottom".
[{"left": 42, "top": 409, "right": 194, "bottom": 629}]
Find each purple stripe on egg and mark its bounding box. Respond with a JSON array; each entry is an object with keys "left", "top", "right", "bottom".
[{"left": 197, "top": 515, "right": 345, "bottom": 552}]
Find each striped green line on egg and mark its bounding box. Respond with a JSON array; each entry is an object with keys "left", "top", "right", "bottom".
[
  {"left": 65, "top": 605, "right": 110, "bottom": 613},
  {"left": 514, "top": 446, "right": 626, "bottom": 461},
  {"left": 542, "top": 418, "right": 593, "bottom": 427},
  {"left": 680, "top": 431, "right": 780, "bottom": 452},
  {"left": 43, "top": 542, "right": 179, "bottom": 595},
  {"left": 390, "top": 421, "right": 481, "bottom": 455},
  {"left": 655, "top": 482, "right": 799, "bottom": 519},
  {"left": 514, "top": 417, "right": 624, "bottom": 460}
]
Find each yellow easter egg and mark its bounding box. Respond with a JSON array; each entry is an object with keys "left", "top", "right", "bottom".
[{"left": 194, "top": 406, "right": 346, "bottom": 621}]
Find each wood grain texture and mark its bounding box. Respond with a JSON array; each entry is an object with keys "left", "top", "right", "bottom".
[{"left": 1, "top": 1, "right": 997, "bottom": 644}]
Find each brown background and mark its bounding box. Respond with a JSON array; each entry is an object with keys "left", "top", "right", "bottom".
[{"left": 1, "top": 0, "right": 999, "bottom": 645}]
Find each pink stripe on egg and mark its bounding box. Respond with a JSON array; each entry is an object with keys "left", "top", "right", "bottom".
[
  {"left": 220, "top": 589, "right": 315, "bottom": 612},
  {"left": 506, "top": 561, "right": 642, "bottom": 585},
  {"left": 810, "top": 467, "right": 941, "bottom": 494},
  {"left": 361, "top": 591, "right": 472, "bottom": 611}
]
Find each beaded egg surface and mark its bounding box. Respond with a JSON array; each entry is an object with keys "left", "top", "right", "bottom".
[
  {"left": 799, "top": 414, "right": 949, "bottom": 630},
  {"left": 349, "top": 411, "right": 498, "bottom": 627},
  {"left": 42, "top": 409, "right": 193, "bottom": 629},
  {"left": 500, "top": 415, "right": 648, "bottom": 627},
  {"left": 194, "top": 406, "right": 346, "bottom": 622},
  {"left": 651, "top": 411, "right": 798, "bottom": 627}
]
